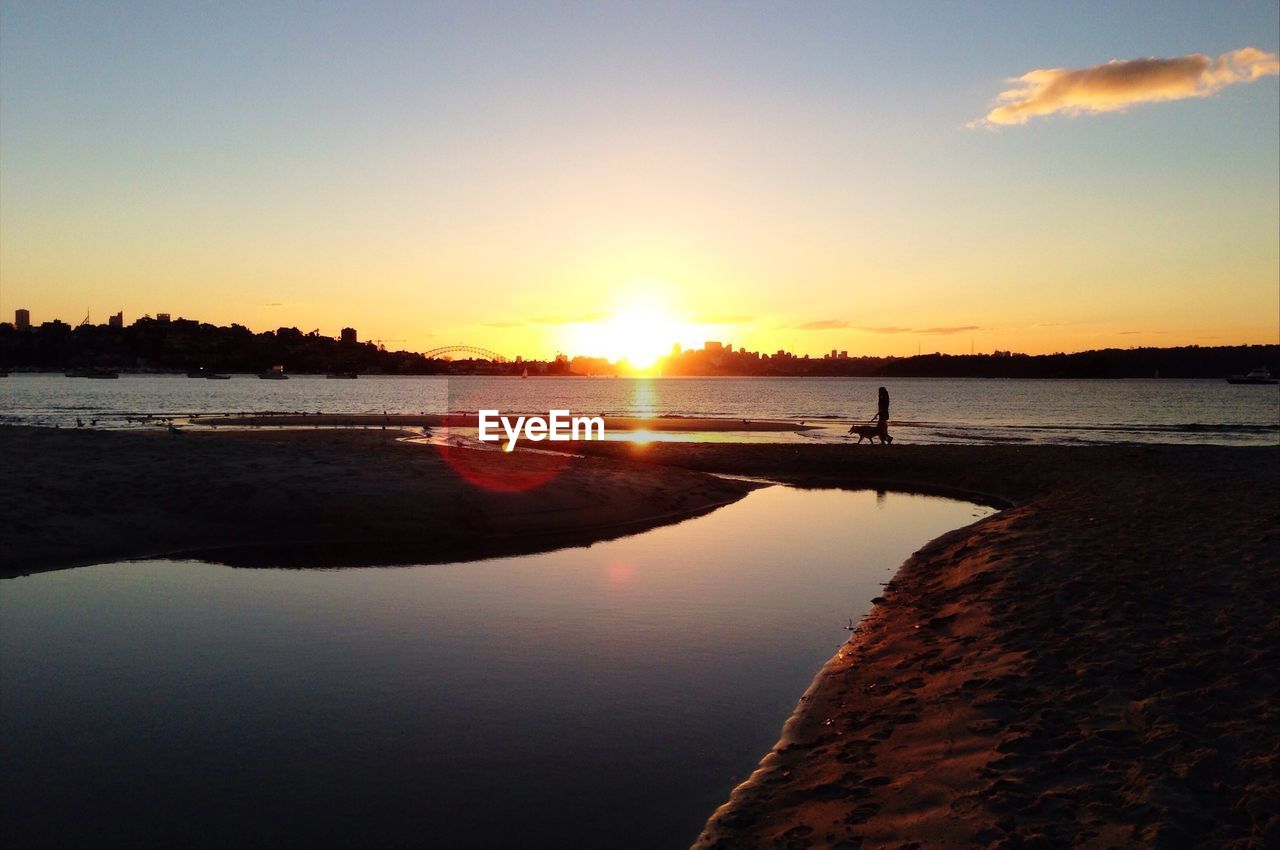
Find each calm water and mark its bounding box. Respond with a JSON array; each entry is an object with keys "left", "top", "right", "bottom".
[
  {"left": 1, "top": 487, "right": 991, "bottom": 849},
  {"left": 2, "top": 373, "right": 1277, "bottom": 445}
]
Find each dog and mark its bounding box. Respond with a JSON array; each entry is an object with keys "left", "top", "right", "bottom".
[{"left": 848, "top": 423, "right": 892, "bottom": 444}]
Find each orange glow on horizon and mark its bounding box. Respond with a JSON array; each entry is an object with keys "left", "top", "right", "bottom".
[
  {"left": 563, "top": 291, "right": 716, "bottom": 370},
  {"left": 579, "top": 307, "right": 673, "bottom": 368}
]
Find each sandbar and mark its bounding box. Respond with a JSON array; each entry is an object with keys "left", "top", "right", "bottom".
[
  {"left": 0, "top": 426, "right": 755, "bottom": 576},
  {"left": 196, "top": 412, "right": 815, "bottom": 431}
]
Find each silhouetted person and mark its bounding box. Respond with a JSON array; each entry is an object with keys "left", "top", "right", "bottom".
[
  {"left": 876, "top": 386, "right": 890, "bottom": 443},
  {"left": 846, "top": 386, "right": 892, "bottom": 444}
]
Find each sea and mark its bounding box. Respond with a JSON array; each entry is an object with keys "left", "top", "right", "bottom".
[{"left": 1, "top": 373, "right": 1276, "bottom": 445}]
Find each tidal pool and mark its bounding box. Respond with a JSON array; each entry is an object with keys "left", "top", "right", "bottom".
[{"left": 1, "top": 486, "right": 992, "bottom": 849}]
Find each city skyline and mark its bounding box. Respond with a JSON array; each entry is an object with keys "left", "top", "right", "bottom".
[
  {"left": 6, "top": 305, "right": 1274, "bottom": 371},
  {"left": 2, "top": 2, "right": 1278, "bottom": 360}
]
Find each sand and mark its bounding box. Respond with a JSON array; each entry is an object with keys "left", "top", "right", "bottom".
[
  {"left": 0, "top": 426, "right": 755, "bottom": 576},
  {"left": 3, "top": 427, "right": 1277, "bottom": 848}
]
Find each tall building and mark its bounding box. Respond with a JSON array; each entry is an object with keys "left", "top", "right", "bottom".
[
  {"left": 15, "top": 309, "right": 30, "bottom": 331},
  {"left": 108, "top": 311, "right": 124, "bottom": 328},
  {"left": 156, "top": 313, "right": 170, "bottom": 322},
  {"left": 340, "top": 327, "right": 358, "bottom": 344}
]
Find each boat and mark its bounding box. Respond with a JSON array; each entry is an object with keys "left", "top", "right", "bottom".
[
  {"left": 521, "top": 368, "right": 529, "bottom": 379},
  {"left": 187, "top": 369, "right": 206, "bottom": 378},
  {"left": 326, "top": 371, "right": 358, "bottom": 379},
  {"left": 258, "top": 365, "right": 289, "bottom": 380},
  {"left": 204, "top": 373, "right": 231, "bottom": 380},
  {"left": 1226, "top": 367, "right": 1277, "bottom": 385}
]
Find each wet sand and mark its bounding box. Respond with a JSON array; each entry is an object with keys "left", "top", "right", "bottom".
[{"left": 3, "top": 427, "right": 1277, "bottom": 847}]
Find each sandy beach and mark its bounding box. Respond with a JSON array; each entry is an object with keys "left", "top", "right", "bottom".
[{"left": 3, "top": 427, "right": 1277, "bottom": 848}]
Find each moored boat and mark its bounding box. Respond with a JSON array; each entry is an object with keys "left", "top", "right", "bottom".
[{"left": 258, "top": 365, "right": 289, "bottom": 380}]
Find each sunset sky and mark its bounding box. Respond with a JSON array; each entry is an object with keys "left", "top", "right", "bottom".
[{"left": 2, "top": 1, "right": 1277, "bottom": 360}]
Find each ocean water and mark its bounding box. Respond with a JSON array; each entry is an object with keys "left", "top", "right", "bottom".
[
  {"left": 0, "top": 487, "right": 993, "bottom": 850},
  {"left": 1, "top": 373, "right": 1276, "bottom": 445}
]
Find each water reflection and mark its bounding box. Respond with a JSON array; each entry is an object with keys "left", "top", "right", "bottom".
[
  {"left": 630, "top": 376, "right": 658, "bottom": 418},
  {"left": 0, "top": 487, "right": 993, "bottom": 849}
]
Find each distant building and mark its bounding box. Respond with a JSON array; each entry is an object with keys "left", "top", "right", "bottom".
[
  {"left": 704, "top": 341, "right": 724, "bottom": 353},
  {"left": 840, "top": 350, "right": 848, "bottom": 359},
  {"left": 108, "top": 311, "right": 124, "bottom": 328},
  {"left": 15, "top": 309, "right": 30, "bottom": 331},
  {"left": 156, "top": 313, "right": 170, "bottom": 322},
  {"left": 340, "top": 327, "right": 358, "bottom": 344}
]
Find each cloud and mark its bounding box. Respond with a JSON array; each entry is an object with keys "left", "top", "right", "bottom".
[
  {"left": 918, "top": 325, "right": 980, "bottom": 335},
  {"left": 975, "top": 47, "right": 1279, "bottom": 127},
  {"left": 263, "top": 302, "right": 283, "bottom": 307},
  {"left": 857, "top": 326, "right": 914, "bottom": 334},
  {"left": 793, "top": 319, "right": 851, "bottom": 331}
]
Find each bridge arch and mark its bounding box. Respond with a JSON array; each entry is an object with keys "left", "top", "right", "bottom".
[{"left": 422, "top": 345, "right": 508, "bottom": 363}]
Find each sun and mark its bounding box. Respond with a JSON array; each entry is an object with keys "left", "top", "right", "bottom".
[
  {"left": 601, "top": 307, "right": 676, "bottom": 368},
  {"left": 570, "top": 306, "right": 685, "bottom": 369}
]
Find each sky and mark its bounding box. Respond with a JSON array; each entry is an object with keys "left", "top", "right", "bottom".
[{"left": 2, "top": 1, "right": 1277, "bottom": 360}]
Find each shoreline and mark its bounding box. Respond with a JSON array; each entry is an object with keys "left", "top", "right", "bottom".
[{"left": 3, "top": 426, "right": 1276, "bottom": 847}]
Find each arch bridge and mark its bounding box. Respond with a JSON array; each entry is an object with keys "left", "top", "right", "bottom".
[{"left": 422, "top": 345, "right": 509, "bottom": 363}]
